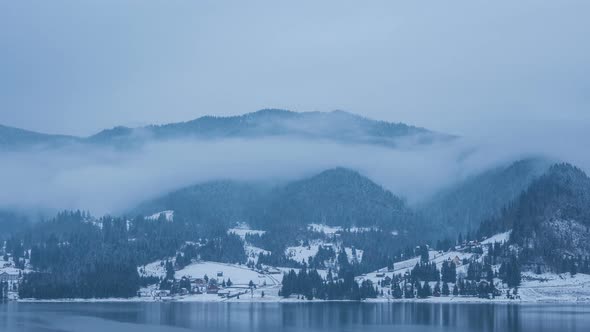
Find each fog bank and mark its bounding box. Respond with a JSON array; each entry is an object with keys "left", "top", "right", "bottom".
[{"left": 2, "top": 128, "right": 588, "bottom": 216}]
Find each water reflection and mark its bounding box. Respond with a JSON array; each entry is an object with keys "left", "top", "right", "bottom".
[{"left": 0, "top": 301, "right": 588, "bottom": 332}]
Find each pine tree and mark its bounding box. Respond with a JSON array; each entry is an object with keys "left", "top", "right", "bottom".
[
  {"left": 423, "top": 282, "right": 432, "bottom": 298},
  {"left": 419, "top": 245, "right": 429, "bottom": 263},
  {"left": 442, "top": 282, "right": 450, "bottom": 296},
  {"left": 165, "top": 261, "right": 175, "bottom": 280},
  {"left": 392, "top": 283, "right": 403, "bottom": 299}
]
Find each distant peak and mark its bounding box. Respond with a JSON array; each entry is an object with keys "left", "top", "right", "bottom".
[
  {"left": 317, "top": 167, "right": 362, "bottom": 177},
  {"left": 248, "top": 109, "right": 296, "bottom": 117},
  {"left": 91, "top": 126, "right": 133, "bottom": 137},
  {"left": 309, "top": 167, "right": 369, "bottom": 182},
  {"left": 547, "top": 163, "right": 588, "bottom": 180}
]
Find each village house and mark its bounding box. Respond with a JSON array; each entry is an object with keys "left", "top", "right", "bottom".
[
  {"left": 381, "top": 276, "right": 392, "bottom": 287},
  {"left": 191, "top": 278, "right": 207, "bottom": 292},
  {"left": 0, "top": 272, "right": 18, "bottom": 282},
  {"left": 207, "top": 284, "right": 219, "bottom": 294}
]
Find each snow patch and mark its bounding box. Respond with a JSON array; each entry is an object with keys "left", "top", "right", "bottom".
[
  {"left": 245, "top": 245, "right": 270, "bottom": 264},
  {"left": 228, "top": 223, "right": 266, "bottom": 240},
  {"left": 138, "top": 259, "right": 168, "bottom": 278},
  {"left": 308, "top": 224, "right": 379, "bottom": 235},
  {"left": 285, "top": 244, "right": 321, "bottom": 264},
  {"left": 482, "top": 230, "right": 511, "bottom": 245},
  {"left": 345, "top": 247, "right": 363, "bottom": 264},
  {"left": 146, "top": 210, "right": 174, "bottom": 222}
]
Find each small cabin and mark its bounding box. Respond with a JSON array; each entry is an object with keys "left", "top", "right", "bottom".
[
  {"left": 0, "top": 272, "right": 18, "bottom": 282},
  {"left": 207, "top": 284, "right": 219, "bottom": 294}
]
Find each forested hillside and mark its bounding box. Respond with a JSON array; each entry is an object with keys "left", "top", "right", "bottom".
[
  {"left": 479, "top": 163, "right": 590, "bottom": 273},
  {"left": 0, "top": 210, "right": 30, "bottom": 240},
  {"left": 0, "top": 124, "right": 77, "bottom": 149},
  {"left": 262, "top": 168, "right": 415, "bottom": 231},
  {"left": 133, "top": 168, "right": 418, "bottom": 233},
  {"left": 89, "top": 109, "right": 448, "bottom": 147},
  {"left": 3, "top": 158, "right": 590, "bottom": 300},
  {"left": 133, "top": 180, "right": 269, "bottom": 230},
  {"left": 1, "top": 109, "right": 449, "bottom": 151},
  {"left": 10, "top": 211, "right": 246, "bottom": 299},
  {"left": 421, "top": 159, "right": 549, "bottom": 237}
]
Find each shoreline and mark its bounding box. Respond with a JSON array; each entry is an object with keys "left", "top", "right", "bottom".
[{"left": 14, "top": 296, "right": 590, "bottom": 304}]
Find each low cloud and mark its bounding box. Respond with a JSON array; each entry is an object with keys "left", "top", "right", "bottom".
[{"left": 1, "top": 125, "right": 589, "bottom": 217}]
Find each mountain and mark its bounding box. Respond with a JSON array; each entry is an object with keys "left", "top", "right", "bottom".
[
  {"left": 132, "top": 167, "right": 417, "bottom": 232},
  {"left": 479, "top": 163, "right": 590, "bottom": 270},
  {"left": 132, "top": 109, "right": 450, "bottom": 147},
  {"left": 0, "top": 124, "right": 77, "bottom": 149},
  {"left": 420, "top": 158, "right": 550, "bottom": 238},
  {"left": 1, "top": 109, "right": 452, "bottom": 150},
  {"left": 263, "top": 168, "right": 414, "bottom": 231},
  {"left": 132, "top": 180, "right": 269, "bottom": 230},
  {"left": 0, "top": 209, "right": 31, "bottom": 239}
]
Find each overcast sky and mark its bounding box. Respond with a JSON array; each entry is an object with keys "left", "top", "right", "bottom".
[{"left": 1, "top": 0, "right": 589, "bottom": 137}]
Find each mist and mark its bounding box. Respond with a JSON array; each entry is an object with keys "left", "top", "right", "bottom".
[
  {"left": 2, "top": 124, "right": 589, "bottom": 217},
  {"left": 2, "top": 0, "right": 589, "bottom": 217}
]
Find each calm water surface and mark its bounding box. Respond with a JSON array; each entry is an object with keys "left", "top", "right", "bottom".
[{"left": 0, "top": 302, "right": 588, "bottom": 332}]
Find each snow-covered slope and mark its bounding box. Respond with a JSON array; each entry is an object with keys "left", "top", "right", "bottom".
[
  {"left": 227, "top": 223, "right": 266, "bottom": 239},
  {"left": 146, "top": 210, "right": 174, "bottom": 222},
  {"left": 176, "top": 261, "right": 277, "bottom": 286}
]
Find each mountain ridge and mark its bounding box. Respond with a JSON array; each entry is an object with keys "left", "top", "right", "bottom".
[
  {"left": 420, "top": 158, "right": 550, "bottom": 237},
  {"left": 131, "top": 167, "right": 417, "bottom": 233},
  {"left": 478, "top": 163, "right": 590, "bottom": 271},
  {"left": 1, "top": 109, "right": 453, "bottom": 149}
]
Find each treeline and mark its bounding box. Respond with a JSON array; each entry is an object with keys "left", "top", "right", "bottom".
[
  {"left": 0, "top": 282, "right": 8, "bottom": 299},
  {"left": 19, "top": 213, "right": 141, "bottom": 299},
  {"left": 249, "top": 226, "right": 413, "bottom": 278},
  {"left": 246, "top": 226, "right": 326, "bottom": 268},
  {"left": 13, "top": 210, "right": 248, "bottom": 299},
  {"left": 338, "top": 230, "right": 414, "bottom": 274},
  {"left": 279, "top": 268, "right": 377, "bottom": 301},
  {"left": 478, "top": 163, "right": 590, "bottom": 275},
  {"left": 195, "top": 233, "right": 246, "bottom": 264}
]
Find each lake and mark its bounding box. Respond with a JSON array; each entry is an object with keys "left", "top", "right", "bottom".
[{"left": 0, "top": 302, "right": 588, "bottom": 332}]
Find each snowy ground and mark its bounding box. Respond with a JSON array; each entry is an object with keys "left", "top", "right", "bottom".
[
  {"left": 518, "top": 271, "right": 590, "bottom": 302},
  {"left": 360, "top": 250, "right": 472, "bottom": 281},
  {"left": 138, "top": 259, "right": 168, "bottom": 278},
  {"left": 16, "top": 230, "right": 590, "bottom": 303},
  {"left": 345, "top": 247, "right": 363, "bottom": 264},
  {"left": 275, "top": 267, "right": 330, "bottom": 279},
  {"left": 0, "top": 263, "right": 22, "bottom": 276},
  {"left": 285, "top": 240, "right": 362, "bottom": 265},
  {"left": 227, "top": 223, "right": 266, "bottom": 240},
  {"left": 245, "top": 245, "right": 270, "bottom": 264},
  {"left": 0, "top": 256, "right": 32, "bottom": 275},
  {"left": 308, "top": 223, "right": 382, "bottom": 235},
  {"left": 355, "top": 230, "right": 590, "bottom": 303},
  {"left": 285, "top": 243, "right": 321, "bottom": 264},
  {"left": 176, "top": 261, "right": 278, "bottom": 287},
  {"left": 481, "top": 230, "right": 511, "bottom": 245},
  {"left": 171, "top": 270, "right": 590, "bottom": 304}
]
